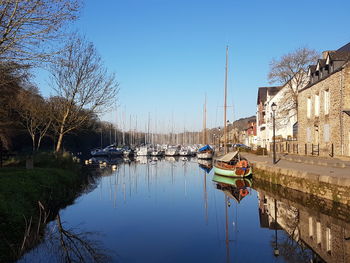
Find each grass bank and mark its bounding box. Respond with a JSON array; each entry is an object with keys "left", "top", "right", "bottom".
[{"left": 0, "top": 152, "right": 92, "bottom": 262}]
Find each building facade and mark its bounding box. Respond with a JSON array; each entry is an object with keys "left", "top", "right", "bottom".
[
  {"left": 256, "top": 86, "right": 281, "bottom": 148},
  {"left": 298, "top": 42, "right": 350, "bottom": 157}
]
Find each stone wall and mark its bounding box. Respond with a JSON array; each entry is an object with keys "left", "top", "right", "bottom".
[
  {"left": 298, "top": 63, "right": 350, "bottom": 157},
  {"left": 252, "top": 161, "right": 350, "bottom": 205}
]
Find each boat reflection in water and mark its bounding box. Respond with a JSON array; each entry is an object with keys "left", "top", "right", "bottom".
[
  {"left": 17, "top": 157, "right": 350, "bottom": 262},
  {"left": 135, "top": 156, "right": 149, "bottom": 164},
  {"left": 213, "top": 175, "right": 251, "bottom": 203},
  {"left": 197, "top": 158, "right": 213, "bottom": 174},
  {"left": 212, "top": 174, "right": 252, "bottom": 263},
  {"left": 165, "top": 156, "right": 179, "bottom": 162}
]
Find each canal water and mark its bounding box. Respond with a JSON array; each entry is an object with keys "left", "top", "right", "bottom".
[{"left": 19, "top": 157, "right": 349, "bottom": 263}]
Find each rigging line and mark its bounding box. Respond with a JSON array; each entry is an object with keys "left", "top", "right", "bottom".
[{"left": 215, "top": 101, "right": 219, "bottom": 128}]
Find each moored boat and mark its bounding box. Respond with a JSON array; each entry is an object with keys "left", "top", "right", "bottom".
[
  {"left": 197, "top": 144, "right": 214, "bottom": 159},
  {"left": 165, "top": 147, "right": 179, "bottom": 156},
  {"left": 151, "top": 149, "right": 164, "bottom": 156},
  {"left": 136, "top": 146, "right": 152, "bottom": 156},
  {"left": 91, "top": 144, "right": 123, "bottom": 157},
  {"left": 123, "top": 147, "right": 134, "bottom": 157},
  {"left": 179, "top": 147, "right": 191, "bottom": 156},
  {"left": 213, "top": 151, "right": 252, "bottom": 177}
]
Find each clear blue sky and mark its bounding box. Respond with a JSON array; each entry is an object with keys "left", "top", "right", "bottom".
[{"left": 38, "top": 0, "right": 350, "bottom": 133}]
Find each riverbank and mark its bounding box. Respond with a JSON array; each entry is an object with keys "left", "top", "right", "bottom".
[
  {"left": 242, "top": 152, "right": 350, "bottom": 205},
  {"left": 0, "top": 153, "right": 95, "bottom": 262}
]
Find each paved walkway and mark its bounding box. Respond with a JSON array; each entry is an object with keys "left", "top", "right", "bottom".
[{"left": 241, "top": 152, "right": 350, "bottom": 181}]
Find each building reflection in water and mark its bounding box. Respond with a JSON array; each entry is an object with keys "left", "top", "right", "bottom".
[{"left": 256, "top": 180, "right": 350, "bottom": 263}]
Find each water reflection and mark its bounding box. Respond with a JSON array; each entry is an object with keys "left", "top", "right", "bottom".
[
  {"left": 198, "top": 159, "right": 213, "bottom": 173},
  {"left": 213, "top": 176, "right": 251, "bottom": 204},
  {"left": 255, "top": 179, "right": 350, "bottom": 263},
  {"left": 19, "top": 213, "right": 110, "bottom": 263},
  {"left": 212, "top": 175, "right": 253, "bottom": 263},
  {"left": 16, "top": 158, "right": 350, "bottom": 263}
]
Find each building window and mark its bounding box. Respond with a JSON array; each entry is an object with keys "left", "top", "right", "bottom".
[
  {"left": 324, "top": 65, "right": 329, "bottom": 74},
  {"left": 324, "top": 124, "right": 330, "bottom": 142},
  {"left": 324, "top": 89, "right": 330, "bottom": 115},
  {"left": 315, "top": 94, "right": 320, "bottom": 117},
  {"left": 307, "top": 97, "right": 312, "bottom": 118},
  {"left": 326, "top": 227, "right": 331, "bottom": 252},
  {"left": 309, "top": 217, "right": 313, "bottom": 238},
  {"left": 316, "top": 222, "right": 321, "bottom": 245},
  {"left": 307, "top": 127, "right": 312, "bottom": 143}
]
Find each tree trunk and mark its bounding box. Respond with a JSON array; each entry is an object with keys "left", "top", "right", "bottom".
[
  {"left": 37, "top": 136, "right": 42, "bottom": 151},
  {"left": 31, "top": 134, "right": 36, "bottom": 153},
  {"left": 55, "top": 132, "right": 64, "bottom": 152},
  {"left": 55, "top": 110, "right": 69, "bottom": 153}
]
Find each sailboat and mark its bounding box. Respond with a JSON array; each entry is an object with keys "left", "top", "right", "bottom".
[
  {"left": 197, "top": 95, "right": 214, "bottom": 159},
  {"left": 214, "top": 151, "right": 252, "bottom": 177},
  {"left": 213, "top": 46, "right": 252, "bottom": 177}
]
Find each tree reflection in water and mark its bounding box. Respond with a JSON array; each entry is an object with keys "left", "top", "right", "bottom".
[
  {"left": 276, "top": 206, "right": 313, "bottom": 263},
  {"left": 21, "top": 213, "right": 111, "bottom": 263}
]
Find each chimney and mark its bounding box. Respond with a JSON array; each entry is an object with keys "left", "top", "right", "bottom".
[{"left": 322, "top": 50, "right": 334, "bottom": 59}]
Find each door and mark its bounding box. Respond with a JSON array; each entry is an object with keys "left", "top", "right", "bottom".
[
  {"left": 348, "top": 131, "right": 350, "bottom": 156},
  {"left": 313, "top": 126, "right": 319, "bottom": 155}
]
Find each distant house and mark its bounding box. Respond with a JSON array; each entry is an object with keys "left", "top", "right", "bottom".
[
  {"left": 245, "top": 120, "right": 257, "bottom": 147},
  {"left": 268, "top": 70, "right": 308, "bottom": 142},
  {"left": 298, "top": 42, "right": 350, "bottom": 157},
  {"left": 256, "top": 86, "right": 282, "bottom": 148}
]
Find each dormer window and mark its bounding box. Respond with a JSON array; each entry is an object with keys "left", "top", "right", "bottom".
[
  {"left": 316, "top": 62, "right": 320, "bottom": 71},
  {"left": 324, "top": 65, "right": 329, "bottom": 74},
  {"left": 315, "top": 71, "right": 319, "bottom": 80}
]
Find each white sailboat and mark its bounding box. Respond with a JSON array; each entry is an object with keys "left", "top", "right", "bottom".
[{"left": 197, "top": 95, "right": 214, "bottom": 159}]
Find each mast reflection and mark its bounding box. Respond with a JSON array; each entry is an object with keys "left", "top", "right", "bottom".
[{"left": 213, "top": 175, "right": 252, "bottom": 263}]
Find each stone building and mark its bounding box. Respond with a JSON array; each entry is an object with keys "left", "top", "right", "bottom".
[{"left": 298, "top": 42, "right": 350, "bottom": 157}]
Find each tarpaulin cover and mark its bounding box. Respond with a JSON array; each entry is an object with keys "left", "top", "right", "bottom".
[
  {"left": 215, "top": 151, "right": 239, "bottom": 162},
  {"left": 198, "top": 144, "right": 213, "bottom": 152}
]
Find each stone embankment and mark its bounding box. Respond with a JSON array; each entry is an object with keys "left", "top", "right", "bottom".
[{"left": 242, "top": 153, "right": 350, "bottom": 205}]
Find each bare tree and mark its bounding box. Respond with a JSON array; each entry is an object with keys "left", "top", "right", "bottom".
[
  {"left": 0, "top": 62, "right": 29, "bottom": 149},
  {"left": 15, "top": 87, "right": 52, "bottom": 151},
  {"left": 49, "top": 36, "right": 119, "bottom": 152},
  {"left": 0, "top": 0, "right": 81, "bottom": 63},
  {"left": 268, "top": 47, "right": 319, "bottom": 125}
]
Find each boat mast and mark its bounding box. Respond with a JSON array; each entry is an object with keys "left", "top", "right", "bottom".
[
  {"left": 224, "top": 46, "right": 229, "bottom": 154},
  {"left": 203, "top": 94, "right": 207, "bottom": 145},
  {"left": 114, "top": 107, "right": 118, "bottom": 146},
  {"left": 122, "top": 109, "right": 125, "bottom": 145},
  {"left": 147, "top": 112, "right": 150, "bottom": 145}
]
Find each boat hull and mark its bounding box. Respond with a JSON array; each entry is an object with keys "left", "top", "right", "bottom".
[
  {"left": 213, "top": 165, "right": 252, "bottom": 178},
  {"left": 197, "top": 152, "right": 213, "bottom": 159}
]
